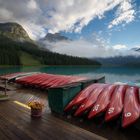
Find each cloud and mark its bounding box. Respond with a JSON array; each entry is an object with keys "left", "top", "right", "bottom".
[
  {"left": 0, "top": 0, "right": 136, "bottom": 39},
  {"left": 108, "top": 0, "right": 135, "bottom": 29},
  {"left": 112, "top": 44, "right": 127, "bottom": 50},
  {"left": 27, "top": 0, "right": 39, "bottom": 10},
  {"left": 0, "top": 0, "right": 46, "bottom": 39},
  {"left": 42, "top": 34, "right": 140, "bottom": 58}
]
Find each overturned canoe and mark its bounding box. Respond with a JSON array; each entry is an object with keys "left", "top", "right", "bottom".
[
  {"left": 25, "top": 74, "right": 52, "bottom": 86},
  {"left": 29, "top": 74, "right": 63, "bottom": 87},
  {"left": 74, "top": 84, "right": 107, "bottom": 116},
  {"left": 122, "top": 86, "right": 140, "bottom": 128},
  {"left": 38, "top": 76, "right": 62, "bottom": 88},
  {"left": 64, "top": 83, "right": 101, "bottom": 112},
  {"left": 50, "top": 78, "right": 73, "bottom": 87},
  {"left": 50, "top": 76, "right": 87, "bottom": 88},
  {"left": 41, "top": 76, "right": 69, "bottom": 88},
  {"left": 1, "top": 72, "right": 40, "bottom": 81},
  {"left": 88, "top": 84, "right": 117, "bottom": 119},
  {"left": 105, "top": 85, "right": 127, "bottom": 122},
  {"left": 16, "top": 73, "right": 44, "bottom": 84}
]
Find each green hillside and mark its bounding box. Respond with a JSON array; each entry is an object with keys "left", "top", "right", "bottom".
[
  {"left": 20, "top": 51, "right": 41, "bottom": 65},
  {"left": 0, "top": 22, "right": 101, "bottom": 66}
]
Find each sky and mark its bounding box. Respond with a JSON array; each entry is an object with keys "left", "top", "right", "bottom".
[{"left": 0, "top": 0, "right": 140, "bottom": 57}]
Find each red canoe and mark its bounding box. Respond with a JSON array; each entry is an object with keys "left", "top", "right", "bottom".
[
  {"left": 0, "top": 72, "right": 24, "bottom": 80},
  {"left": 26, "top": 74, "right": 51, "bottom": 85},
  {"left": 64, "top": 83, "right": 102, "bottom": 112},
  {"left": 16, "top": 74, "right": 45, "bottom": 84},
  {"left": 122, "top": 86, "right": 140, "bottom": 128},
  {"left": 105, "top": 85, "right": 127, "bottom": 122},
  {"left": 74, "top": 84, "right": 107, "bottom": 116},
  {"left": 29, "top": 74, "right": 58, "bottom": 86},
  {"left": 88, "top": 84, "right": 117, "bottom": 119},
  {"left": 41, "top": 76, "right": 68, "bottom": 88},
  {"left": 50, "top": 76, "right": 85, "bottom": 88},
  {"left": 38, "top": 76, "right": 61, "bottom": 87},
  {"left": 50, "top": 78, "right": 72, "bottom": 87}
]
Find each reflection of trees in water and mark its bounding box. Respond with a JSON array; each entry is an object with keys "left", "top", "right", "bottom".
[
  {"left": 0, "top": 66, "right": 21, "bottom": 75},
  {"left": 0, "top": 66, "right": 101, "bottom": 75}
]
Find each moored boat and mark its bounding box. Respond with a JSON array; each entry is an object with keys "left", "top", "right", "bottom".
[
  {"left": 105, "top": 85, "right": 127, "bottom": 122},
  {"left": 122, "top": 86, "right": 140, "bottom": 128},
  {"left": 74, "top": 84, "right": 107, "bottom": 116},
  {"left": 26, "top": 74, "right": 53, "bottom": 86},
  {"left": 88, "top": 84, "right": 117, "bottom": 119},
  {"left": 16, "top": 73, "right": 44, "bottom": 84},
  {"left": 64, "top": 83, "right": 101, "bottom": 112}
]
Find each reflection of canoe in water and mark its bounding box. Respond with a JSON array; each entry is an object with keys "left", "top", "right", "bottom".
[
  {"left": 88, "top": 84, "right": 117, "bottom": 119},
  {"left": 64, "top": 83, "right": 101, "bottom": 111},
  {"left": 74, "top": 84, "right": 107, "bottom": 116},
  {"left": 122, "top": 86, "right": 140, "bottom": 128},
  {"left": 105, "top": 85, "right": 127, "bottom": 122}
]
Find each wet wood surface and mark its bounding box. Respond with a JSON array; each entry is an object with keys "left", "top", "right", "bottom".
[{"left": 0, "top": 86, "right": 107, "bottom": 140}]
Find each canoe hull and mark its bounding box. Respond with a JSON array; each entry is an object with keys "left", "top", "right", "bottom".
[
  {"left": 64, "top": 83, "right": 102, "bottom": 112},
  {"left": 105, "top": 85, "right": 127, "bottom": 122},
  {"left": 74, "top": 85, "right": 106, "bottom": 116},
  {"left": 88, "top": 85, "right": 117, "bottom": 119},
  {"left": 122, "top": 87, "right": 140, "bottom": 128}
]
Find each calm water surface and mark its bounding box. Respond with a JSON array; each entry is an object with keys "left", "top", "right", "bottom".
[{"left": 0, "top": 66, "right": 140, "bottom": 83}]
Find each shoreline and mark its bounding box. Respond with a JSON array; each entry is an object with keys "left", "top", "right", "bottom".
[{"left": 0, "top": 65, "right": 140, "bottom": 68}]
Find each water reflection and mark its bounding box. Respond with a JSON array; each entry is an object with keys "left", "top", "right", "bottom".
[{"left": 0, "top": 66, "right": 140, "bottom": 83}]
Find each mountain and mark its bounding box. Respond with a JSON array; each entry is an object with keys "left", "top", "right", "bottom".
[
  {"left": 131, "top": 47, "right": 140, "bottom": 52},
  {"left": 38, "top": 33, "right": 70, "bottom": 50},
  {"left": 42, "top": 33, "right": 69, "bottom": 42},
  {"left": 96, "top": 56, "right": 140, "bottom": 66},
  {"left": 0, "top": 22, "right": 31, "bottom": 42},
  {"left": 0, "top": 22, "right": 100, "bottom": 66}
]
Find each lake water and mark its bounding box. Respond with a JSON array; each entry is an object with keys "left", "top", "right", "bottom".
[{"left": 0, "top": 66, "right": 140, "bottom": 84}]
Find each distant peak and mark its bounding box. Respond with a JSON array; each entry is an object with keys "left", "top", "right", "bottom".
[{"left": 43, "top": 32, "right": 70, "bottom": 42}]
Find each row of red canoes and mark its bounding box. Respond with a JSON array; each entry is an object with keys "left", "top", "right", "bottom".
[
  {"left": 0, "top": 72, "right": 40, "bottom": 80},
  {"left": 0, "top": 72, "right": 24, "bottom": 80},
  {"left": 16, "top": 73, "right": 87, "bottom": 88},
  {"left": 64, "top": 83, "right": 140, "bottom": 128}
]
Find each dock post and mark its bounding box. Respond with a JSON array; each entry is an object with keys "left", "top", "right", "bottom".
[{"left": 5, "top": 79, "right": 7, "bottom": 96}]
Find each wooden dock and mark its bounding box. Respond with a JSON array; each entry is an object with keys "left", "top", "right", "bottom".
[{"left": 0, "top": 86, "right": 107, "bottom": 140}]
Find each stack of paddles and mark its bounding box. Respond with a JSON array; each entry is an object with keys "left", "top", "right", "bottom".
[{"left": 64, "top": 83, "right": 140, "bottom": 128}]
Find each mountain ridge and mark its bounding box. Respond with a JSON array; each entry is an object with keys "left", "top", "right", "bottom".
[
  {"left": 95, "top": 55, "right": 140, "bottom": 66},
  {"left": 43, "top": 33, "right": 69, "bottom": 42},
  {"left": 0, "top": 22, "right": 31, "bottom": 42},
  {"left": 0, "top": 22, "right": 100, "bottom": 66}
]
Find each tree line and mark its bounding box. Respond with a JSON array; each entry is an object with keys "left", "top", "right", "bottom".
[{"left": 0, "top": 36, "right": 101, "bottom": 66}]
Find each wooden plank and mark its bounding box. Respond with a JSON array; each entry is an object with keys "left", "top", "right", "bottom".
[
  {"left": 0, "top": 98, "right": 106, "bottom": 140},
  {"left": 0, "top": 116, "right": 33, "bottom": 140},
  {"left": 3, "top": 87, "right": 140, "bottom": 140}
]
